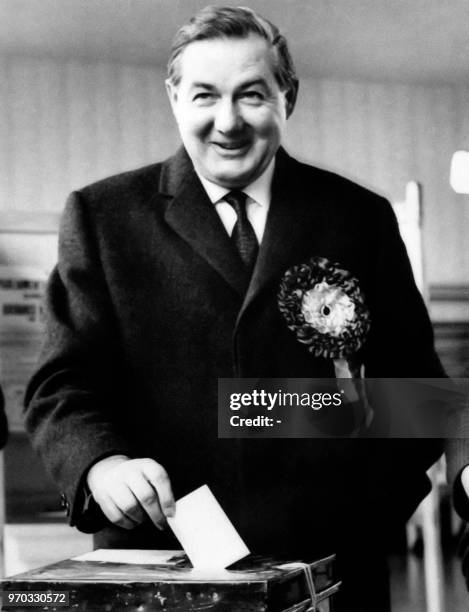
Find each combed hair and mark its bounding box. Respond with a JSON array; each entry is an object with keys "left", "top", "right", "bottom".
[{"left": 167, "top": 5, "right": 297, "bottom": 95}]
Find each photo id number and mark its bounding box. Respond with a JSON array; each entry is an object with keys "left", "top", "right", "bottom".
[{"left": 2, "top": 591, "right": 69, "bottom": 607}]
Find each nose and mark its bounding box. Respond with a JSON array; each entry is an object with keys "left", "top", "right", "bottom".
[{"left": 214, "top": 99, "right": 243, "bottom": 134}]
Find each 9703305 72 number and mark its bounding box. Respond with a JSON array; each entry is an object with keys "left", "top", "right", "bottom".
[{"left": 1, "top": 591, "right": 69, "bottom": 607}]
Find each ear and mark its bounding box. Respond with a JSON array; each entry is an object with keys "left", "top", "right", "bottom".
[
  {"left": 165, "top": 79, "right": 178, "bottom": 113},
  {"left": 285, "top": 78, "right": 299, "bottom": 119}
]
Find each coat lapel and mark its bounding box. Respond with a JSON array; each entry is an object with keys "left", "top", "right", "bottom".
[{"left": 161, "top": 148, "right": 250, "bottom": 296}]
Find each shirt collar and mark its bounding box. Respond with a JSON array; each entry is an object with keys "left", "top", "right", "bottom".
[{"left": 196, "top": 157, "right": 275, "bottom": 207}]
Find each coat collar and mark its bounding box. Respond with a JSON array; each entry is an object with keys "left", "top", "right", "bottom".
[{"left": 160, "top": 147, "right": 325, "bottom": 313}]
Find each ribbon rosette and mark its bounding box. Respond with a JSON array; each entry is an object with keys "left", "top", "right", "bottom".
[
  {"left": 278, "top": 256, "right": 372, "bottom": 428},
  {"left": 278, "top": 256, "right": 370, "bottom": 361}
]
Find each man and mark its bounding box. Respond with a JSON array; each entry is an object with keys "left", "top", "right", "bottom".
[{"left": 24, "top": 6, "right": 468, "bottom": 611}]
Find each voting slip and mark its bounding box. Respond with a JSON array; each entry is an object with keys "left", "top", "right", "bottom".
[
  {"left": 0, "top": 550, "right": 340, "bottom": 611},
  {"left": 167, "top": 484, "right": 250, "bottom": 570}
]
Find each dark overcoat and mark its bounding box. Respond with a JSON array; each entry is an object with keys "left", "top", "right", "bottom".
[{"left": 25, "top": 148, "right": 460, "bottom": 560}]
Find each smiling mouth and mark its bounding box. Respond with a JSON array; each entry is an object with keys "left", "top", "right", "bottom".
[{"left": 211, "top": 141, "right": 251, "bottom": 154}]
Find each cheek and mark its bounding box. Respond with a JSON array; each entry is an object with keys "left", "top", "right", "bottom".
[
  {"left": 178, "top": 109, "right": 212, "bottom": 140},
  {"left": 248, "top": 110, "right": 284, "bottom": 140}
]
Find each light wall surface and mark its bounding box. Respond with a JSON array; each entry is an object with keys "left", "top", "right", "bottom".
[{"left": 1, "top": 55, "right": 469, "bottom": 286}]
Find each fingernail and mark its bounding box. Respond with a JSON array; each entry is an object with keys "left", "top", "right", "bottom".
[
  {"left": 166, "top": 505, "right": 176, "bottom": 518},
  {"left": 155, "top": 521, "right": 164, "bottom": 531}
]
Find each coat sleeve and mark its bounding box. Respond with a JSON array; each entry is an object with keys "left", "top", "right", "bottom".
[
  {"left": 363, "top": 197, "right": 444, "bottom": 378},
  {"left": 24, "top": 191, "right": 135, "bottom": 531},
  {"left": 364, "top": 197, "right": 469, "bottom": 517}
]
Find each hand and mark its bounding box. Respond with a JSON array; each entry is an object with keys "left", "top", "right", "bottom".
[
  {"left": 461, "top": 465, "right": 469, "bottom": 499},
  {"left": 86, "top": 455, "right": 175, "bottom": 530}
]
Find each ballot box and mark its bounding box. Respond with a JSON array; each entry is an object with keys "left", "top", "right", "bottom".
[{"left": 0, "top": 549, "right": 340, "bottom": 611}]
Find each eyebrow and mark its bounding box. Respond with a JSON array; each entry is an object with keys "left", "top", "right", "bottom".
[
  {"left": 238, "top": 79, "right": 269, "bottom": 91},
  {"left": 189, "top": 79, "right": 271, "bottom": 93},
  {"left": 190, "top": 82, "right": 216, "bottom": 90}
]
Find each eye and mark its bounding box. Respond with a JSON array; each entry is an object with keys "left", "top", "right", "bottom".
[
  {"left": 240, "top": 90, "right": 264, "bottom": 102},
  {"left": 192, "top": 92, "right": 215, "bottom": 103}
]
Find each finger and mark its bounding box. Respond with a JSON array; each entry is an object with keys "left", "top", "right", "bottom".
[
  {"left": 94, "top": 481, "right": 146, "bottom": 527},
  {"left": 97, "top": 495, "right": 136, "bottom": 530},
  {"left": 110, "top": 483, "right": 148, "bottom": 525},
  {"left": 142, "top": 460, "right": 176, "bottom": 518},
  {"left": 126, "top": 472, "right": 166, "bottom": 529}
]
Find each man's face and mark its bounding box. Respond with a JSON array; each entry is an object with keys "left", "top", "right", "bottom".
[{"left": 167, "top": 35, "right": 291, "bottom": 188}]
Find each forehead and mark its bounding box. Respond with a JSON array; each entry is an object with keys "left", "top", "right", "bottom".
[{"left": 177, "top": 35, "right": 277, "bottom": 87}]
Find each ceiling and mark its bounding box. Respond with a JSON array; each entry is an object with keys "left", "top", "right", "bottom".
[{"left": 1, "top": 0, "right": 469, "bottom": 84}]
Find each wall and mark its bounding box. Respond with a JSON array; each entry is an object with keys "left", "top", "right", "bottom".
[{"left": 1, "top": 55, "right": 469, "bottom": 288}]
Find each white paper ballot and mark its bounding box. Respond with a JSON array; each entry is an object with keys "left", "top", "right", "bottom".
[{"left": 167, "top": 485, "right": 250, "bottom": 570}]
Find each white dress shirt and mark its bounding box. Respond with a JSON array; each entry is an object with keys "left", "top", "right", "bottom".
[{"left": 196, "top": 159, "right": 275, "bottom": 244}]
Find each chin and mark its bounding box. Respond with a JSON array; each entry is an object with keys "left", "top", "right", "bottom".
[
  {"left": 211, "top": 174, "right": 250, "bottom": 189},
  {"left": 210, "top": 163, "right": 260, "bottom": 188}
]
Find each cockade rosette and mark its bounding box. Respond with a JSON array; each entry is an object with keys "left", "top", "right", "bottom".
[{"left": 278, "top": 256, "right": 371, "bottom": 360}]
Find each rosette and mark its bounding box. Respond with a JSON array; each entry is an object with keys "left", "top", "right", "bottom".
[
  {"left": 278, "top": 256, "right": 370, "bottom": 360},
  {"left": 278, "top": 256, "right": 373, "bottom": 429}
]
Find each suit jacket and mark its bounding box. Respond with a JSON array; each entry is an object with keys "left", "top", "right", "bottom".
[{"left": 24, "top": 147, "right": 463, "bottom": 554}]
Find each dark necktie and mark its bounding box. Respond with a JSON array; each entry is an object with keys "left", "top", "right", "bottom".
[{"left": 224, "top": 190, "right": 259, "bottom": 271}]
